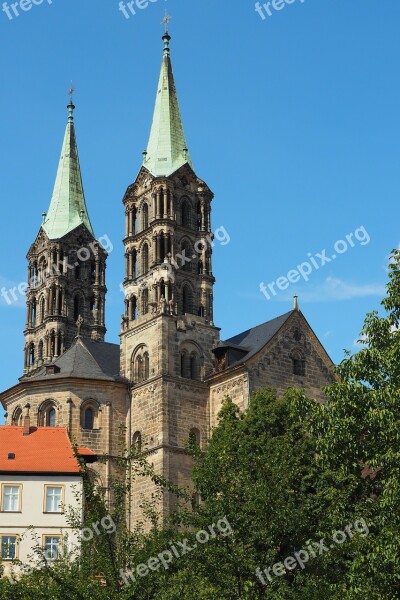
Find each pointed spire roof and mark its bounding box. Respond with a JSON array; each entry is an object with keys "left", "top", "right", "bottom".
[
  {"left": 143, "top": 31, "right": 193, "bottom": 177},
  {"left": 42, "top": 100, "right": 94, "bottom": 240}
]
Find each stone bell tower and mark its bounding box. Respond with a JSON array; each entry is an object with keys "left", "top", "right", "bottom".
[
  {"left": 24, "top": 98, "right": 107, "bottom": 374},
  {"left": 120, "top": 30, "right": 220, "bottom": 518}
]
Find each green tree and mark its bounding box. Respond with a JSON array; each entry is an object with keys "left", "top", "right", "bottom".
[{"left": 305, "top": 249, "right": 400, "bottom": 599}]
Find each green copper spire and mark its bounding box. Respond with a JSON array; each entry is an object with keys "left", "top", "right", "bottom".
[
  {"left": 42, "top": 99, "right": 94, "bottom": 240},
  {"left": 143, "top": 30, "right": 193, "bottom": 177}
]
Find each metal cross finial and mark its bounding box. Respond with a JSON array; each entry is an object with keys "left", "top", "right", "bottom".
[
  {"left": 162, "top": 10, "right": 172, "bottom": 33},
  {"left": 76, "top": 315, "right": 84, "bottom": 337},
  {"left": 69, "top": 82, "right": 75, "bottom": 104}
]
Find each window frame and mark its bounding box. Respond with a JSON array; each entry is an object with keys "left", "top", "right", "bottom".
[
  {"left": 0, "top": 534, "right": 19, "bottom": 560},
  {"left": 1, "top": 483, "right": 22, "bottom": 513},
  {"left": 42, "top": 534, "right": 62, "bottom": 561},
  {"left": 43, "top": 485, "right": 65, "bottom": 514}
]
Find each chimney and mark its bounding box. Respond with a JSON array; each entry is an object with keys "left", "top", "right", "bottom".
[{"left": 23, "top": 403, "right": 31, "bottom": 436}]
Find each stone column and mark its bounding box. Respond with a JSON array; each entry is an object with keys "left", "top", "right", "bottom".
[
  {"left": 55, "top": 288, "right": 60, "bottom": 316},
  {"left": 163, "top": 189, "right": 168, "bottom": 219},
  {"left": 156, "top": 192, "right": 161, "bottom": 219}
]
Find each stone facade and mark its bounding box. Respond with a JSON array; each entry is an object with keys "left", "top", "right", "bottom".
[
  {"left": 1, "top": 377, "right": 127, "bottom": 498},
  {"left": 0, "top": 31, "right": 336, "bottom": 528},
  {"left": 24, "top": 224, "right": 107, "bottom": 375}
]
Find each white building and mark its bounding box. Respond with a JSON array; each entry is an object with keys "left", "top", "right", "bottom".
[{"left": 0, "top": 415, "right": 84, "bottom": 576}]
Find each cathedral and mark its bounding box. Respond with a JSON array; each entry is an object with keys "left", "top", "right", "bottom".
[{"left": 0, "top": 29, "right": 334, "bottom": 520}]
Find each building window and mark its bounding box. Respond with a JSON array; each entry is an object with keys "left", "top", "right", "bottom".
[
  {"left": 189, "top": 428, "right": 201, "bottom": 445},
  {"left": 47, "top": 408, "right": 56, "bottom": 427},
  {"left": 43, "top": 535, "right": 61, "bottom": 561},
  {"left": 29, "top": 343, "right": 35, "bottom": 367},
  {"left": 11, "top": 407, "right": 23, "bottom": 426},
  {"left": 293, "top": 358, "right": 306, "bottom": 377},
  {"left": 39, "top": 402, "right": 57, "bottom": 427},
  {"left": 132, "top": 431, "right": 142, "bottom": 452},
  {"left": 142, "top": 244, "right": 149, "bottom": 274},
  {"left": 181, "top": 199, "right": 191, "bottom": 227},
  {"left": 81, "top": 401, "right": 99, "bottom": 430},
  {"left": 84, "top": 408, "right": 94, "bottom": 430},
  {"left": 1, "top": 536, "right": 17, "bottom": 560},
  {"left": 1, "top": 485, "right": 22, "bottom": 512},
  {"left": 44, "top": 486, "right": 64, "bottom": 513},
  {"left": 136, "top": 356, "right": 144, "bottom": 383}
]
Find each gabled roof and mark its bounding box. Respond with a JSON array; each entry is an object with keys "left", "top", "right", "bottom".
[
  {"left": 22, "top": 337, "right": 125, "bottom": 383},
  {"left": 0, "top": 426, "right": 80, "bottom": 474},
  {"left": 222, "top": 310, "right": 295, "bottom": 367},
  {"left": 142, "top": 32, "right": 193, "bottom": 177},
  {"left": 42, "top": 102, "right": 94, "bottom": 240}
]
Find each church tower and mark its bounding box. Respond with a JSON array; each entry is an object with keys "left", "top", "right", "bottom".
[
  {"left": 120, "top": 30, "right": 220, "bottom": 518},
  {"left": 24, "top": 99, "right": 107, "bottom": 374}
]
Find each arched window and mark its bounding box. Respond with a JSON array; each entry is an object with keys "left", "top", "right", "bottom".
[
  {"left": 39, "top": 401, "right": 57, "bottom": 427},
  {"left": 189, "top": 428, "right": 201, "bottom": 445},
  {"left": 159, "top": 232, "right": 165, "bottom": 262},
  {"left": 131, "top": 250, "right": 137, "bottom": 279},
  {"left": 142, "top": 204, "right": 149, "bottom": 230},
  {"left": 12, "top": 407, "right": 23, "bottom": 426},
  {"left": 84, "top": 408, "right": 94, "bottom": 430},
  {"left": 38, "top": 340, "right": 44, "bottom": 361},
  {"left": 131, "top": 347, "right": 150, "bottom": 384},
  {"left": 81, "top": 401, "right": 100, "bottom": 430},
  {"left": 38, "top": 257, "right": 47, "bottom": 286},
  {"left": 132, "top": 431, "right": 142, "bottom": 452},
  {"left": 293, "top": 358, "right": 306, "bottom": 377},
  {"left": 181, "top": 199, "right": 191, "bottom": 227},
  {"left": 142, "top": 244, "right": 149, "bottom": 274},
  {"left": 30, "top": 299, "right": 36, "bottom": 326},
  {"left": 29, "top": 343, "right": 35, "bottom": 367},
  {"left": 47, "top": 408, "right": 56, "bottom": 427},
  {"left": 291, "top": 351, "right": 306, "bottom": 377},
  {"left": 182, "top": 285, "right": 192, "bottom": 314}
]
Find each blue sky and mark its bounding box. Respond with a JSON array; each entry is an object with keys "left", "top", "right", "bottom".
[{"left": 0, "top": 0, "right": 399, "bottom": 406}]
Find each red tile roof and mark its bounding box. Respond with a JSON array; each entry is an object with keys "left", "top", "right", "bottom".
[
  {"left": 77, "top": 447, "right": 96, "bottom": 457},
  {"left": 0, "top": 426, "right": 80, "bottom": 474}
]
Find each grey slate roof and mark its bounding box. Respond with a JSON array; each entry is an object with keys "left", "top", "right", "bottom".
[
  {"left": 23, "top": 337, "right": 126, "bottom": 383},
  {"left": 217, "top": 310, "right": 295, "bottom": 369}
]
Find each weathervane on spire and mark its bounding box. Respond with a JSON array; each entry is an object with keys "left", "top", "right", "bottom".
[
  {"left": 68, "top": 81, "right": 75, "bottom": 104},
  {"left": 162, "top": 9, "right": 172, "bottom": 34}
]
